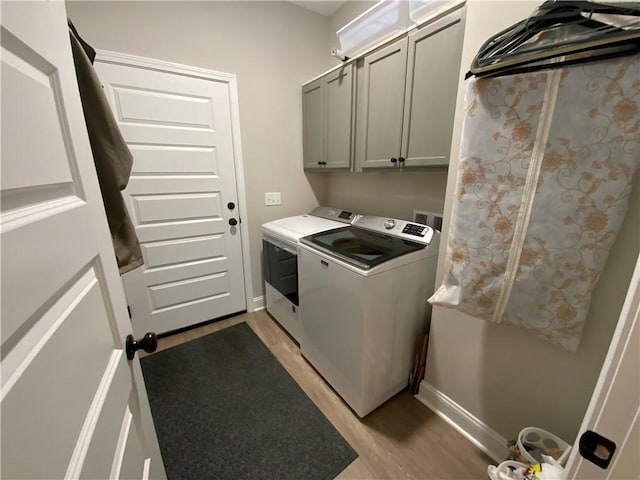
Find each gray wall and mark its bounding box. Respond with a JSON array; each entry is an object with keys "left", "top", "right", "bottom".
[
  {"left": 423, "top": 0, "right": 640, "bottom": 444},
  {"left": 326, "top": 170, "right": 448, "bottom": 221},
  {"left": 66, "top": 1, "right": 333, "bottom": 303}
]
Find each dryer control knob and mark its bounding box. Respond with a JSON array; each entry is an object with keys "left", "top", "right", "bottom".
[{"left": 384, "top": 219, "right": 395, "bottom": 230}]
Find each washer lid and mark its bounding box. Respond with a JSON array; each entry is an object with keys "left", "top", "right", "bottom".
[
  {"left": 262, "top": 215, "right": 346, "bottom": 243},
  {"left": 300, "top": 226, "right": 425, "bottom": 270},
  {"left": 261, "top": 206, "right": 359, "bottom": 243}
]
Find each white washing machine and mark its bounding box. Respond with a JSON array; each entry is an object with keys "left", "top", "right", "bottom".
[
  {"left": 298, "top": 215, "right": 440, "bottom": 417},
  {"left": 261, "top": 207, "right": 359, "bottom": 342}
]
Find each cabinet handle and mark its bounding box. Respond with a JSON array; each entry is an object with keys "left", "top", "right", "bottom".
[
  {"left": 318, "top": 161, "right": 327, "bottom": 166},
  {"left": 320, "top": 260, "right": 329, "bottom": 267},
  {"left": 398, "top": 157, "right": 405, "bottom": 163},
  {"left": 390, "top": 158, "right": 398, "bottom": 164}
]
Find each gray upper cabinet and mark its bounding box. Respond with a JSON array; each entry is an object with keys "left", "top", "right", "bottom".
[
  {"left": 324, "top": 66, "right": 354, "bottom": 169},
  {"left": 358, "top": 38, "right": 409, "bottom": 169},
  {"left": 302, "top": 79, "right": 324, "bottom": 170},
  {"left": 402, "top": 8, "right": 465, "bottom": 167},
  {"left": 358, "top": 6, "right": 465, "bottom": 169},
  {"left": 302, "top": 64, "right": 354, "bottom": 170}
]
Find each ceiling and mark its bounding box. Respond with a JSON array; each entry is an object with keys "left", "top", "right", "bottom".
[{"left": 290, "top": 1, "right": 347, "bottom": 17}]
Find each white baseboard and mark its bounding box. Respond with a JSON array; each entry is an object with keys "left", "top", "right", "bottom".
[
  {"left": 250, "top": 296, "right": 265, "bottom": 312},
  {"left": 415, "top": 380, "right": 508, "bottom": 463}
]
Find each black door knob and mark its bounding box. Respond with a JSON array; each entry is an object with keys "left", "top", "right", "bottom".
[
  {"left": 390, "top": 157, "right": 398, "bottom": 164},
  {"left": 126, "top": 332, "right": 158, "bottom": 360},
  {"left": 229, "top": 218, "right": 238, "bottom": 226},
  {"left": 227, "top": 202, "right": 235, "bottom": 210},
  {"left": 398, "top": 157, "right": 406, "bottom": 164}
]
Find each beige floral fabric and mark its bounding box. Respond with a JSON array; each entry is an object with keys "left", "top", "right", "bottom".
[{"left": 430, "top": 54, "right": 639, "bottom": 351}]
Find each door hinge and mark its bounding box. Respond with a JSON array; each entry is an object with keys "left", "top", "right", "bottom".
[{"left": 127, "top": 305, "right": 132, "bottom": 319}]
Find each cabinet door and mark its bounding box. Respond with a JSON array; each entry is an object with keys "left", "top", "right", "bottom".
[
  {"left": 358, "top": 37, "right": 409, "bottom": 169},
  {"left": 324, "top": 64, "right": 354, "bottom": 169},
  {"left": 302, "top": 78, "right": 324, "bottom": 169},
  {"left": 401, "top": 7, "right": 465, "bottom": 167}
]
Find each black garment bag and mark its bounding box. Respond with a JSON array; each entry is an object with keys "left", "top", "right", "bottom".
[{"left": 468, "top": 0, "right": 640, "bottom": 78}]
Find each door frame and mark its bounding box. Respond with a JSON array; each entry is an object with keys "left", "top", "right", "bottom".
[
  {"left": 563, "top": 253, "right": 640, "bottom": 478},
  {"left": 94, "top": 50, "right": 255, "bottom": 313}
]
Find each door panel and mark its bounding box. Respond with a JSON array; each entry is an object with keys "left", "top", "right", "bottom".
[
  {"left": 0, "top": 2, "right": 164, "bottom": 479},
  {"left": 302, "top": 79, "right": 324, "bottom": 169},
  {"left": 325, "top": 65, "right": 354, "bottom": 169},
  {"left": 2, "top": 268, "right": 113, "bottom": 479},
  {"left": 359, "top": 38, "right": 408, "bottom": 169},
  {"left": 79, "top": 359, "right": 132, "bottom": 480},
  {"left": 402, "top": 8, "right": 465, "bottom": 167},
  {"left": 112, "top": 87, "right": 214, "bottom": 128},
  {"left": 95, "top": 59, "right": 246, "bottom": 335},
  {"left": 132, "top": 192, "right": 222, "bottom": 223},
  {"left": 149, "top": 272, "right": 230, "bottom": 310},
  {"left": 565, "top": 255, "right": 640, "bottom": 479},
  {"left": 1, "top": 46, "right": 74, "bottom": 192},
  {"left": 128, "top": 176, "right": 220, "bottom": 196},
  {"left": 135, "top": 219, "right": 220, "bottom": 244},
  {"left": 143, "top": 235, "right": 226, "bottom": 268},
  {"left": 128, "top": 144, "right": 217, "bottom": 174},
  {"left": 118, "top": 413, "right": 149, "bottom": 480}
]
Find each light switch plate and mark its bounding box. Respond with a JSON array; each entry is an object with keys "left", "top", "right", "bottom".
[{"left": 265, "top": 192, "right": 281, "bottom": 206}]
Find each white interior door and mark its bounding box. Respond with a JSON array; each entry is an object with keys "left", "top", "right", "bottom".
[
  {"left": 1, "top": 2, "right": 165, "bottom": 479},
  {"left": 94, "top": 57, "right": 247, "bottom": 336},
  {"left": 565, "top": 254, "right": 640, "bottom": 479}
]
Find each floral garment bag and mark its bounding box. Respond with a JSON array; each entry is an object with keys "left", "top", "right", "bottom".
[{"left": 429, "top": 54, "right": 639, "bottom": 351}]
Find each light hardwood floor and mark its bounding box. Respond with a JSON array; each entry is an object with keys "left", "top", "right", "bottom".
[{"left": 143, "top": 310, "right": 492, "bottom": 479}]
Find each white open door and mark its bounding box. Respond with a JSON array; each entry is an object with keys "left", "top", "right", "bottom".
[
  {"left": 93, "top": 54, "right": 247, "bottom": 336},
  {"left": 564, "top": 254, "right": 639, "bottom": 479},
  {"left": 1, "top": 2, "right": 165, "bottom": 478}
]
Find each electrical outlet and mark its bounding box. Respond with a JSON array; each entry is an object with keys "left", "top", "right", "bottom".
[
  {"left": 264, "top": 192, "right": 281, "bottom": 206},
  {"left": 413, "top": 209, "right": 443, "bottom": 231}
]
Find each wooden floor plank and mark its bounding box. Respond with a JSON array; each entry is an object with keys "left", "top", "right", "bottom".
[{"left": 144, "top": 310, "right": 492, "bottom": 479}]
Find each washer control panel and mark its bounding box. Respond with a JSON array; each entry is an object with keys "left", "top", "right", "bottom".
[
  {"left": 354, "top": 216, "right": 435, "bottom": 245},
  {"left": 338, "top": 210, "right": 355, "bottom": 220},
  {"left": 402, "top": 223, "right": 428, "bottom": 237}
]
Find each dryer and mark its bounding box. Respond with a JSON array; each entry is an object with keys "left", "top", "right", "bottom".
[
  {"left": 261, "top": 207, "right": 358, "bottom": 342},
  {"left": 298, "top": 215, "right": 440, "bottom": 417}
]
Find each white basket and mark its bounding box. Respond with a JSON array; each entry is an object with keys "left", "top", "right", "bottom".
[
  {"left": 336, "top": 0, "right": 413, "bottom": 57},
  {"left": 409, "top": 0, "right": 457, "bottom": 25},
  {"left": 488, "top": 460, "right": 528, "bottom": 480},
  {"left": 517, "top": 427, "right": 571, "bottom": 466}
]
